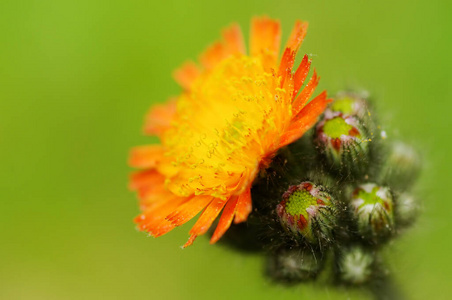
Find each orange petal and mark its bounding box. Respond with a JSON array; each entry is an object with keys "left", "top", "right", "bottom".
[
  {"left": 138, "top": 185, "right": 169, "bottom": 209},
  {"left": 129, "top": 170, "right": 167, "bottom": 204},
  {"left": 234, "top": 188, "right": 252, "bottom": 224},
  {"left": 278, "top": 48, "right": 296, "bottom": 88},
  {"left": 135, "top": 195, "right": 188, "bottom": 237},
  {"left": 285, "top": 20, "right": 308, "bottom": 53},
  {"left": 291, "top": 70, "right": 319, "bottom": 116},
  {"left": 222, "top": 23, "right": 246, "bottom": 55},
  {"left": 129, "top": 145, "right": 165, "bottom": 169},
  {"left": 173, "top": 61, "right": 201, "bottom": 91},
  {"left": 210, "top": 195, "right": 239, "bottom": 244},
  {"left": 199, "top": 42, "right": 227, "bottom": 70},
  {"left": 250, "top": 17, "right": 281, "bottom": 70},
  {"left": 280, "top": 91, "right": 331, "bottom": 147},
  {"left": 149, "top": 221, "right": 177, "bottom": 238},
  {"left": 292, "top": 90, "right": 330, "bottom": 122},
  {"left": 166, "top": 195, "right": 213, "bottom": 226},
  {"left": 183, "top": 198, "right": 227, "bottom": 247},
  {"left": 129, "top": 170, "right": 162, "bottom": 191},
  {"left": 292, "top": 54, "right": 311, "bottom": 98},
  {"left": 143, "top": 99, "right": 177, "bottom": 136}
]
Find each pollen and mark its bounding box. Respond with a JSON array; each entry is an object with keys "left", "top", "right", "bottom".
[{"left": 163, "top": 56, "right": 284, "bottom": 199}]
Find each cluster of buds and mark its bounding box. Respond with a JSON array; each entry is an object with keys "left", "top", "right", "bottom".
[{"left": 222, "top": 91, "right": 421, "bottom": 294}]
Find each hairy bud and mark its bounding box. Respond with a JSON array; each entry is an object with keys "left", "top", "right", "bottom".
[
  {"left": 395, "top": 193, "right": 420, "bottom": 228},
  {"left": 267, "top": 248, "right": 324, "bottom": 283},
  {"left": 277, "top": 182, "right": 336, "bottom": 244},
  {"left": 315, "top": 113, "right": 370, "bottom": 174},
  {"left": 336, "top": 246, "right": 375, "bottom": 285},
  {"left": 329, "top": 92, "right": 369, "bottom": 118},
  {"left": 378, "top": 141, "right": 421, "bottom": 191},
  {"left": 350, "top": 183, "right": 394, "bottom": 241}
]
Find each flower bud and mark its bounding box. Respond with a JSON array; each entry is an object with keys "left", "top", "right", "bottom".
[
  {"left": 315, "top": 114, "right": 370, "bottom": 173},
  {"left": 378, "top": 141, "right": 421, "bottom": 191},
  {"left": 267, "top": 248, "right": 324, "bottom": 283},
  {"left": 329, "top": 92, "right": 369, "bottom": 118},
  {"left": 350, "top": 183, "right": 394, "bottom": 240},
  {"left": 336, "top": 246, "right": 375, "bottom": 285},
  {"left": 277, "top": 182, "right": 336, "bottom": 244},
  {"left": 395, "top": 193, "right": 419, "bottom": 228}
]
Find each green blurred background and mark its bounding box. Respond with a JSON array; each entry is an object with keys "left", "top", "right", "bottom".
[{"left": 1, "top": 0, "right": 450, "bottom": 299}]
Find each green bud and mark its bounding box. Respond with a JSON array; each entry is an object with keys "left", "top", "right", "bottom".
[
  {"left": 267, "top": 248, "right": 324, "bottom": 283},
  {"left": 395, "top": 193, "right": 420, "bottom": 228},
  {"left": 337, "top": 246, "right": 375, "bottom": 285},
  {"left": 378, "top": 141, "right": 421, "bottom": 191},
  {"left": 329, "top": 92, "right": 369, "bottom": 118},
  {"left": 350, "top": 183, "right": 394, "bottom": 240},
  {"left": 315, "top": 114, "right": 370, "bottom": 173},
  {"left": 277, "top": 182, "right": 336, "bottom": 244}
]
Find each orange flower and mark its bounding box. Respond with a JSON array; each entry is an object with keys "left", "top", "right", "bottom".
[{"left": 129, "top": 17, "right": 331, "bottom": 247}]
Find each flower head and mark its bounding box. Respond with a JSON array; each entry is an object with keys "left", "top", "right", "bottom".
[{"left": 130, "top": 17, "right": 331, "bottom": 247}]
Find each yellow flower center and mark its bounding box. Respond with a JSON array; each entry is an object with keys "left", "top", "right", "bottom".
[{"left": 160, "top": 55, "right": 293, "bottom": 199}]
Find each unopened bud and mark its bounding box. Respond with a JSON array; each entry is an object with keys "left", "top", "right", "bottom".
[
  {"left": 267, "top": 248, "right": 324, "bottom": 283},
  {"left": 337, "top": 246, "right": 375, "bottom": 285},
  {"left": 350, "top": 183, "right": 394, "bottom": 240},
  {"left": 395, "top": 193, "right": 420, "bottom": 228},
  {"left": 277, "top": 182, "right": 336, "bottom": 244},
  {"left": 329, "top": 92, "right": 369, "bottom": 118},
  {"left": 315, "top": 114, "right": 370, "bottom": 173},
  {"left": 378, "top": 141, "right": 421, "bottom": 191}
]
